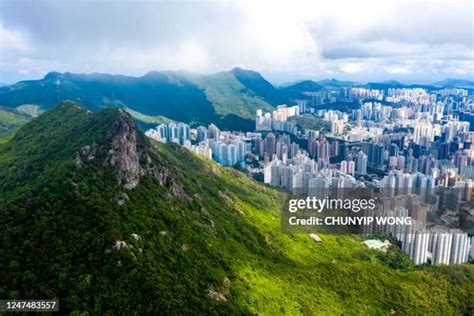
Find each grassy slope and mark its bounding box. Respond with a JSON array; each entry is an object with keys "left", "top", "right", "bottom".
[
  {"left": 0, "top": 107, "right": 31, "bottom": 136},
  {"left": 183, "top": 71, "right": 277, "bottom": 131},
  {"left": 170, "top": 71, "right": 275, "bottom": 120},
  {"left": 289, "top": 116, "right": 331, "bottom": 133},
  {"left": 123, "top": 107, "right": 174, "bottom": 125},
  {"left": 0, "top": 103, "right": 472, "bottom": 314},
  {"left": 123, "top": 107, "right": 175, "bottom": 130},
  {"left": 15, "top": 104, "right": 44, "bottom": 117}
]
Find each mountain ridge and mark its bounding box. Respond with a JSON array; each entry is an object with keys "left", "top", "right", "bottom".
[
  {"left": 318, "top": 78, "right": 356, "bottom": 87},
  {"left": 278, "top": 80, "right": 324, "bottom": 100},
  {"left": 0, "top": 70, "right": 473, "bottom": 135},
  {"left": 0, "top": 69, "right": 283, "bottom": 131},
  {"left": 431, "top": 78, "right": 474, "bottom": 88}
]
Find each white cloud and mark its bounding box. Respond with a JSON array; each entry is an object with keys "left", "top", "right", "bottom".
[
  {"left": 0, "top": 0, "right": 472, "bottom": 83},
  {"left": 385, "top": 66, "right": 411, "bottom": 75},
  {"left": 338, "top": 62, "right": 370, "bottom": 74},
  {"left": 0, "top": 24, "right": 30, "bottom": 53}
]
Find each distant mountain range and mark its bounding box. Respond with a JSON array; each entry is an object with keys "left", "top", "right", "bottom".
[
  {"left": 278, "top": 80, "right": 324, "bottom": 100},
  {"left": 363, "top": 80, "right": 407, "bottom": 90},
  {"left": 431, "top": 79, "right": 474, "bottom": 88},
  {"left": 0, "top": 69, "right": 472, "bottom": 132},
  {"left": 0, "top": 68, "right": 282, "bottom": 131},
  {"left": 318, "top": 78, "right": 356, "bottom": 87}
]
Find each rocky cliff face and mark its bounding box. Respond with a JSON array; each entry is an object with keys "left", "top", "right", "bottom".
[
  {"left": 75, "top": 108, "right": 187, "bottom": 196},
  {"left": 74, "top": 110, "right": 144, "bottom": 189},
  {"left": 106, "top": 110, "right": 145, "bottom": 189}
]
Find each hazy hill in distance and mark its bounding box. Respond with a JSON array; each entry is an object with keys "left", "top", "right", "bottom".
[
  {"left": 318, "top": 78, "right": 356, "bottom": 87},
  {"left": 0, "top": 68, "right": 284, "bottom": 131},
  {"left": 0, "top": 102, "right": 472, "bottom": 314},
  {"left": 363, "top": 80, "right": 407, "bottom": 90},
  {"left": 278, "top": 80, "right": 324, "bottom": 100},
  {"left": 431, "top": 79, "right": 474, "bottom": 89}
]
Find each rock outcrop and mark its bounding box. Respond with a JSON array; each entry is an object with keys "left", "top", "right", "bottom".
[
  {"left": 73, "top": 109, "right": 189, "bottom": 198},
  {"left": 106, "top": 111, "right": 144, "bottom": 189}
]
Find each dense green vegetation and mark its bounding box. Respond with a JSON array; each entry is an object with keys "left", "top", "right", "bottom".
[
  {"left": 123, "top": 107, "right": 173, "bottom": 125},
  {"left": 0, "top": 102, "right": 473, "bottom": 314},
  {"left": 289, "top": 115, "right": 331, "bottom": 133},
  {"left": 0, "top": 68, "right": 286, "bottom": 131}
]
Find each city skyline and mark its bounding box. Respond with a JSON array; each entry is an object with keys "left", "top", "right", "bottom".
[{"left": 144, "top": 86, "right": 474, "bottom": 267}]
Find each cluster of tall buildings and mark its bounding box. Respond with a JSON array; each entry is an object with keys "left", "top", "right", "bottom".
[
  {"left": 350, "top": 88, "right": 384, "bottom": 100},
  {"left": 255, "top": 105, "right": 300, "bottom": 134},
  {"left": 350, "top": 87, "right": 436, "bottom": 105},
  {"left": 380, "top": 171, "right": 435, "bottom": 202},
  {"left": 263, "top": 152, "right": 358, "bottom": 194},
  {"left": 355, "top": 124, "right": 472, "bottom": 178},
  {"left": 340, "top": 151, "right": 368, "bottom": 175},
  {"left": 307, "top": 132, "right": 341, "bottom": 163},
  {"left": 252, "top": 133, "right": 300, "bottom": 163},
  {"left": 364, "top": 205, "right": 471, "bottom": 265},
  {"left": 210, "top": 139, "right": 250, "bottom": 167},
  {"left": 145, "top": 122, "right": 191, "bottom": 145},
  {"left": 411, "top": 120, "right": 469, "bottom": 147},
  {"left": 191, "top": 124, "right": 251, "bottom": 167},
  {"left": 436, "top": 88, "right": 469, "bottom": 97},
  {"left": 386, "top": 88, "right": 434, "bottom": 105},
  {"left": 322, "top": 110, "right": 349, "bottom": 135},
  {"left": 359, "top": 102, "right": 392, "bottom": 122},
  {"left": 146, "top": 122, "right": 251, "bottom": 167}
]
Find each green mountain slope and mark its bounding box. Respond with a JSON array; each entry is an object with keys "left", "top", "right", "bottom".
[
  {"left": 229, "top": 67, "right": 286, "bottom": 106},
  {"left": 279, "top": 80, "right": 324, "bottom": 101},
  {"left": 0, "top": 69, "right": 285, "bottom": 131},
  {"left": 188, "top": 69, "right": 279, "bottom": 130},
  {"left": 0, "top": 102, "right": 473, "bottom": 314},
  {"left": 0, "top": 107, "right": 31, "bottom": 136}
]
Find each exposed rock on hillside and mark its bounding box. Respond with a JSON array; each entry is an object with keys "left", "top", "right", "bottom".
[{"left": 106, "top": 110, "right": 144, "bottom": 189}]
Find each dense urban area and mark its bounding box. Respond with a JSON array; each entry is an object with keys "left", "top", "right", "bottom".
[{"left": 146, "top": 86, "right": 474, "bottom": 266}]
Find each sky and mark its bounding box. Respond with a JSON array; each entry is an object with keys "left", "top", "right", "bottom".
[{"left": 0, "top": 0, "right": 473, "bottom": 84}]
